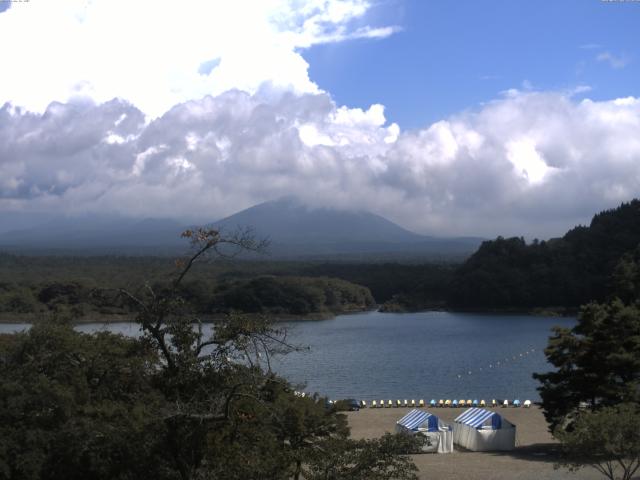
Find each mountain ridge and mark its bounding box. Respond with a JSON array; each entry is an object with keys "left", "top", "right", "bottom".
[{"left": 0, "top": 198, "right": 483, "bottom": 258}]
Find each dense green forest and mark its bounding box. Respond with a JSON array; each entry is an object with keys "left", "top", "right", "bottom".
[
  {"left": 449, "top": 200, "right": 640, "bottom": 310},
  {"left": 0, "top": 254, "right": 450, "bottom": 321}
]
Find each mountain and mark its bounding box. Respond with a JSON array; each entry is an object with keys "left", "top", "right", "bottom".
[
  {"left": 0, "top": 198, "right": 483, "bottom": 259},
  {"left": 213, "top": 197, "right": 482, "bottom": 259},
  {"left": 0, "top": 215, "right": 185, "bottom": 254}
]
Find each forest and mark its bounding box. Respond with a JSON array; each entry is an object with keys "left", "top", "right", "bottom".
[{"left": 449, "top": 200, "right": 640, "bottom": 310}]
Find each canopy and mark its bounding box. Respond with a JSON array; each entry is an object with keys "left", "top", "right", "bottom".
[
  {"left": 453, "top": 408, "right": 515, "bottom": 451},
  {"left": 396, "top": 409, "right": 453, "bottom": 453},
  {"left": 455, "top": 407, "right": 502, "bottom": 429},
  {"left": 397, "top": 409, "right": 439, "bottom": 432}
]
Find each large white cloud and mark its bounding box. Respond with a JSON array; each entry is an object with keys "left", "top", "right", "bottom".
[
  {"left": 0, "top": 0, "right": 396, "bottom": 117},
  {"left": 0, "top": 89, "right": 639, "bottom": 238}
]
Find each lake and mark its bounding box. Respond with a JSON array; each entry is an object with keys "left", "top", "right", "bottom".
[{"left": 0, "top": 311, "right": 574, "bottom": 402}]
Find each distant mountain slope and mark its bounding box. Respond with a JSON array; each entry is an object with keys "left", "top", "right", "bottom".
[
  {"left": 213, "top": 197, "right": 482, "bottom": 258},
  {"left": 0, "top": 198, "right": 482, "bottom": 259},
  {"left": 449, "top": 199, "right": 640, "bottom": 309},
  {"left": 0, "top": 216, "right": 185, "bottom": 252},
  {"left": 214, "top": 197, "right": 424, "bottom": 244}
]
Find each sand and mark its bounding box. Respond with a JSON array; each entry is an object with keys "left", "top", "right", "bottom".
[{"left": 346, "top": 406, "right": 602, "bottom": 479}]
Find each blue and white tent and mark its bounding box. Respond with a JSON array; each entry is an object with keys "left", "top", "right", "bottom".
[
  {"left": 396, "top": 409, "right": 453, "bottom": 453},
  {"left": 453, "top": 408, "right": 516, "bottom": 451}
]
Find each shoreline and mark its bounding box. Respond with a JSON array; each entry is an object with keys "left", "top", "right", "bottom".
[
  {"left": 0, "top": 305, "right": 577, "bottom": 325},
  {"left": 0, "top": 308, "right": 372, "bottom": 325}
]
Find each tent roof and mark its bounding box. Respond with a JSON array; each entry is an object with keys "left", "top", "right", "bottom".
[
  {"left": 397, "top": 409, "right": 439, "bottom": 431},
  {"left": 454, "top": 408, "right": 502, "bottom": 429}
]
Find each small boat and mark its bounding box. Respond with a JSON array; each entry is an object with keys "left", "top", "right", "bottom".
[{"left": 523, "top": 399, "right": 532, "bottom": 408}]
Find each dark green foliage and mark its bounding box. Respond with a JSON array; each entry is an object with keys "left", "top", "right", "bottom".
[
  {"left": 611, "top": 245, "right": 640, "bottom": 305},
  {"left": 304, "top": 263, "right": 454, "bottom": 310},
  {"left": 0, "top": 255, "right": 382, "bottom": 319},
  {"left": 213, "top": 276, "right": 375, "bottom": 315},
  {"left": 450, "top": 200, "right": 640, "bottom": 309},
  {"left": 0, "top": 323, "right": 164, "bottom": 480},
  {"left": 555, "top": 403, "right": 640, "bottom": 480},
  {"left": 305, "top": 433, "right": 422, "bottom": 480},
  {"left": 534, "top": 300, "right": 640, "bottom": 431}
]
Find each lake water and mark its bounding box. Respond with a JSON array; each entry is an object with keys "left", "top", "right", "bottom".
[{"left": 0, "top": 311, "right": 574, "bottom": 402}]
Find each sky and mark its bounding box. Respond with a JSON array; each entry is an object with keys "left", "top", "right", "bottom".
[{"left": 0, "top": 0, "right": 639, "bottom": 238}]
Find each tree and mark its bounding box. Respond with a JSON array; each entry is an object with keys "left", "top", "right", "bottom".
[
  {"left": 533, "top": 299, "right": 640, "bottom": 431},
  {"left": 1, "top": 227, "right": 421, "bottom": 480},
  {"left": 0, "top": 322, "right": 165, "bottom": 480},
  {"left": 555, "top": 403, "right": 640, "bottom": 480},
  {"left": 611, "top": 245, "right": 640, "bottom": 304},
  {"left": 305, "top": 433, "right": 422, "bottom": 480}
]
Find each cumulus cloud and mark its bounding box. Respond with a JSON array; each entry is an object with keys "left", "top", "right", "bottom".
[
  {"left": 1, "top": 89, "right": 639, "bottom": 238},
  {"left": 0, "top": 0, "right": 398, "bottom": 117}
]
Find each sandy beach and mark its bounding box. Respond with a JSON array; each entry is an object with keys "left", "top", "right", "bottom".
[{"left": 346, "top": 406, "right": 601, "bottom": 479}]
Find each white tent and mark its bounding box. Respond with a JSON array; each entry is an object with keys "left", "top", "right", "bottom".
[
  {"left": 453, "top": 408, "right": 516, "bottom": 451},
  {"left": 396, "top": 409, "right": 453, "bottom": 453}
]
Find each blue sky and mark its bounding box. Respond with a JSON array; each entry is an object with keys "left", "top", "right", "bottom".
[{"left": 304, "top": 0, "right": 640, "bottom": 128}]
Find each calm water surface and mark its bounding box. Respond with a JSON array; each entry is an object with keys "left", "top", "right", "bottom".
[{"left": 0, "top": 311, "right": 574, "bottom": 401}]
